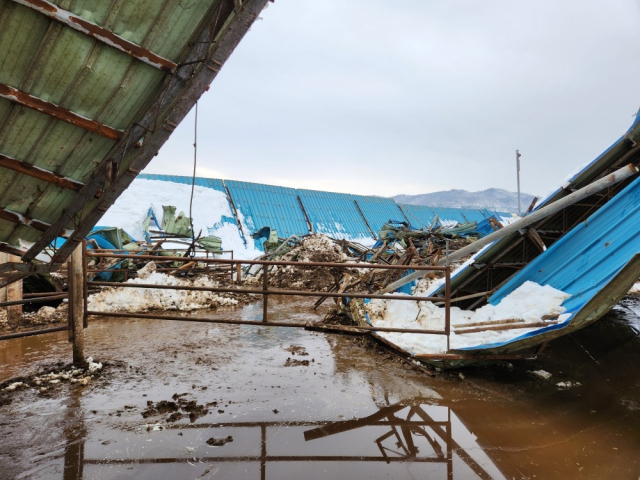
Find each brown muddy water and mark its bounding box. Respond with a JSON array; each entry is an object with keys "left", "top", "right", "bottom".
[{"left": 1, "top": 296, "right": 640, "bottom": 479}]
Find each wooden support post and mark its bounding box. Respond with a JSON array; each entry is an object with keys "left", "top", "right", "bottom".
[
  {"left": 1, "top": 253, "right": 23, "bottom": 328},
  {"left": 69, "top": 244, "right": 85, "bottom": 366},
  {"left": 82, "top": 240, "right": 88, "bottom": 328},
  {"left": 236, "top": 263, "right": 242, "bottom": 285}
]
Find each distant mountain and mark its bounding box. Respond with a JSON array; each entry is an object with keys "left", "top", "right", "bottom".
[{"left": 392, "top": 188, "right": 536, "bottom": 213}]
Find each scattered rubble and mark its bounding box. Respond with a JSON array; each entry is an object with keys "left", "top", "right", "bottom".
[
  {"left": 0, "top": 358, "right": 107, "bottom": 405},
  {"left": 206, "top": 436, "right": 233, "bottom": 446},
  {"left": 141, "top": 394, "right": 209, "bottom": 423}
]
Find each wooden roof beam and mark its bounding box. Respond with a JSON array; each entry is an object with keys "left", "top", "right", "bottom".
[
  {"left": 11, "top": 0, "right": 177, "bottom": 73},
  {"left": 0, "top": 153, "right": 93, "bottom": 193},
  {"left": 0, "top": 83, "right": 123, "bottom": 140}
]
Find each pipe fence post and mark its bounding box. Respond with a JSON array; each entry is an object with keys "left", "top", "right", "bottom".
[
  {"left": 445, "top": 239, "right": 451, "bottom": 352},
  {"left": 262, "top": 267, "right": 268, "bottom": 322}
]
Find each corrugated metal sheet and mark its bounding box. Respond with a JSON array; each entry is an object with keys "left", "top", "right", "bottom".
[
  {"left": 397, "top": 204, "right": 437, "bottom": 229},
  {"left": 296, "top": 189, "right": 372, "bottom": 241},
  {"left": 491, "top": 175, "right": 640, "bottom": 308},
  {"left": 225, "top": 180, "right": 309, "bottom": 240},
  {"left": 461, "top": 175, "right": 640, "bottom": 351},
  {"left": 0, "top": 0, "right": 268, "bottom": 266},
  {"left": 136, "top": 175, "right": 519, "bottom": 250},
  {"left": 351, "top": 194, "right": 406, "bottom": 234}
]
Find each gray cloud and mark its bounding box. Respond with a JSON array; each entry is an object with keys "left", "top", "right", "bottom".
[{"left": 149, "top": 0, "right": 640, "bottom": 197}]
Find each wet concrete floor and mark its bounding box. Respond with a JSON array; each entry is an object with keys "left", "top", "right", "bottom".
[{"left": 1, "top": 296, "right": 640, "bottom": 479}]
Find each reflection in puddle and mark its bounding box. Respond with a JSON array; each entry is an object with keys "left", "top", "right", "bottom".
[
  {"left": 2, "top": 296, "right": 640, "bottom": 479},
  {"left": 72, "top": 402, "right": 504, "bottom": 479}
]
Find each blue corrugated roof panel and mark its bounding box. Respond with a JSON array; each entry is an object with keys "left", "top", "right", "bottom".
[
  {"left": 397, "top": 204, "right": 437, "bottom": 229},
  {"left": 463, "top": 175, "right": 640, "bottom": 350},
  {"left": 350, "top": 194, "right": 405, "bottom": 234},
  {"left": 459, "top": 209, "right": 489, "bottom": 223},
  {"left": 225, "top": 180, "right": 309, "bottom": 240},
  {"left": 430, "top": 207, "right": 468, "bottom": 224},
  {"left": 296, "top": 189, "right": 372, "bottom": 241}
]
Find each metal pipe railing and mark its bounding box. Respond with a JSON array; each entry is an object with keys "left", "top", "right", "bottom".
[{"left": 84, "top": 249, "right": 453, "bottom": 341}]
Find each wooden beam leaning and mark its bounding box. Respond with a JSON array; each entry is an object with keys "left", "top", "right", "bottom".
[
  {"left": 0, "top": 83, "right": 123, "bottom": 140},
  {"left": 0, "top": 153, "right": 88, "bottom": 192},
  {"left": 11, "top": 0, "right": 177, "bottom": 73}
]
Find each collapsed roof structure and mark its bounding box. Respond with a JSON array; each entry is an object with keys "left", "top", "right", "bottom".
[{"left": 0, "top": 0, "right": 269, "bottom": 286}]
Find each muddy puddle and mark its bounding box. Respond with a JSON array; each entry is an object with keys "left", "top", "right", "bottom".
[{"left": 1, "top": 296, "right": 640, "bottom": 479}]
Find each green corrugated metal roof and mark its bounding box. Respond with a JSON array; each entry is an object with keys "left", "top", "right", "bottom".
[{"left": 0, "top": 0, "right": 268, "bottom": 267}]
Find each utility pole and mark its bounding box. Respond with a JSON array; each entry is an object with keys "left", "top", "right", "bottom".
[{"left": 516, "top": 150, "right": 522, "bottom": 216}]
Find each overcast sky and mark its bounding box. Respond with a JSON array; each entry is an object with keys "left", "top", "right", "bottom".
[{"left": 145, "top": 0, "right": 640, "bottom": 197}]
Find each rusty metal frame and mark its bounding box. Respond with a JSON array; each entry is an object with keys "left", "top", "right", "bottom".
[
  {"left": 11, "top": 0, "right": 178, "bottom": 73},
  {"left": 84, "top": 251, "right": 454, "bottom": 338},
  {"left": 0, "top": 82, "right": 123, "bottom": 140},
  {"left": 0, "top": 154, "right": 89, "bottom": 192},
  {"left": 24, "top": 0, "right": 260, "bottom": 264},
  {"left": 0, "top": 206, "right": 76, "bottom": 238}
]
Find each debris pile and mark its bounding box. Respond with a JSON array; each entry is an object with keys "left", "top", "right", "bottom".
[
  {"left": 141, "top": 393, "right": 209, "bottom": 423},
  {"left": 0, "top": 357, "right": 105, "bottom": 401},
  {"left": 247, "top": 234, "right": 353, "bottom": 291}
]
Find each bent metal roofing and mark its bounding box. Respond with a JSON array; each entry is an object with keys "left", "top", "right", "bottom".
[{"left": 0, "top": 0, "right": 268, "bottom": 269}]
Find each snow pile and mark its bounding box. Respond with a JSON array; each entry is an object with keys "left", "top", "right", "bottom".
[
  {"left": 98, "top": 179, "right": 262, "bottom": 258},
  {"left": 88, "top": 263, "right": 240, "bottom": 313},
  {"left": 630, "top": 282, "right": 640, "bottom": 295},
  {"left": 366, "top": 281, "right": 570, "bottom": 354}
]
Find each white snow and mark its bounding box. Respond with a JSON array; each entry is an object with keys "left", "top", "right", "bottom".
[
  {"left": 556, "top": 381, "right": 581, "bottom": 389},
  {"left": 98, "top": 179, "right": 262, "bottom": 259},
  {"left": 630, "top": 282, "right": 640, "bottom": 294},
  {"left": 314, "top": 222, "right": 376, "bottom": 246},
  {"left": 88, "top": 262, "right": 239, "bottom": 313},
  {"left": 366, "top": 281, "right": 570, "bottom": 354},
  {"left": 529, "top": 370, "right": 552, "bottom": 380},
  {"left": 86, "top": 356, "right": 103, "bottom": 373}
]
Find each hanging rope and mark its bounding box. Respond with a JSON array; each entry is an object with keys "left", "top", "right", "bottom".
[{"left": 188, "top": 101, "right": 198, "bottom": 251}]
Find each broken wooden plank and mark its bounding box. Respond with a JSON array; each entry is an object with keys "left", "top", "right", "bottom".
[{"left": 455, "top": 320, "right": 559, "bottom": 335}]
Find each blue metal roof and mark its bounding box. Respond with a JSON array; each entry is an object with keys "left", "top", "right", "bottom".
[
  {"left": 296, "top": 189, "right": 372, "bottom": 240},
  {"left": 397, "top": 204, "right": 437, "bottom": 229},
  {"left": 465, "top": 175, "right": 640, "bottom": 350},
  {"left": 348, "top": 194, "right": 404, "bottom": 235},
  {"left": 224, "top": 180, "right": 309, "bottom": 241},
  {"left": 136, "top": 174, "right": 516, "bottom": 250}
]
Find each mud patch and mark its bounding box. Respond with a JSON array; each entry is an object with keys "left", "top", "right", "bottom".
[
  {"left": 206, "top": 435, "right": 233, "bottom": 446},
  {"left": 284, "top": 358, "right": 310, "bottom": 367},
  {"left": 283, "top": 345, "right": 309, "bottom": 356},
  {"left": 141, "top": 394, "right": 209, "bottom": 423}
]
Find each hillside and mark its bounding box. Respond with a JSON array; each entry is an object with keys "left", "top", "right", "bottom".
[{"left": 392, "top": 188, "right": 536, "bottom": 212}]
